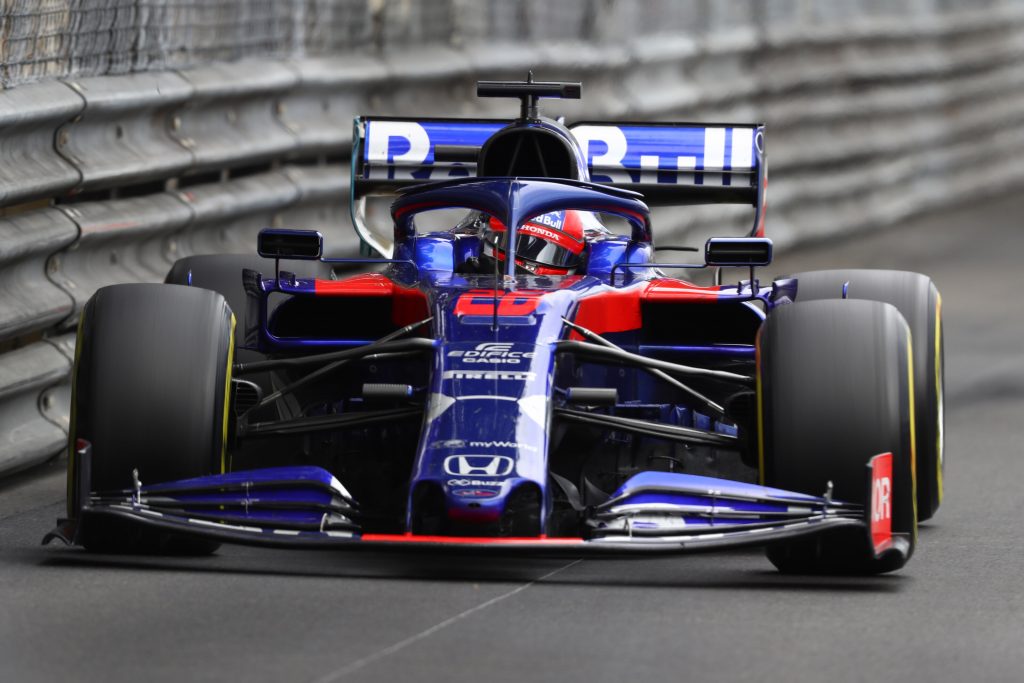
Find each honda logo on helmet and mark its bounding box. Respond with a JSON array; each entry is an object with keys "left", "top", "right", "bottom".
[{"left": 443, "top": 455, "right": 514, "bottom": 477}]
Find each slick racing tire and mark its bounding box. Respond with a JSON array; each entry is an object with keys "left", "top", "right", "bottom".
[
  {"left": 70, "top": 284, "right": 235, "bottom": 554},
  {"left": 759, "top": 299, "right": 917, "bottom": 574},
  {"left": 165, "top": 254, "right": 334, "bottom": 352},
  {"left": 789, "top": 269, "right": 944, "bottom": 521},
  {"left": 165, "top": 254, "right": 335, "bottom": 427},
  {"left": 165, "top": 254, "right": 261, "bottom": 356}
]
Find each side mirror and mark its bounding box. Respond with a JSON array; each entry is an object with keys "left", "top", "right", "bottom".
[
  {"left": 257, "top": 229, "right": 323, "bottom": 260},
  {"left": 704, "top": 237, "right": 772, "bottom": 267}
]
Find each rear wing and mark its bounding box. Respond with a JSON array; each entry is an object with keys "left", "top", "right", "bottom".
[
  {"left": 351, "top": 117, "right": 766, "bottom": 255},
  {"left": 569, "top": 122, "right": 764, "bottom": 212}
]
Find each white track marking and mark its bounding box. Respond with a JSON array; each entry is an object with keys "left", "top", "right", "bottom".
[{"left": 309, "top": 559, "right": 582, "bottom": 682}]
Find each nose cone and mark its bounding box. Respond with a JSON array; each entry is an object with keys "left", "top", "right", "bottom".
[
  {"left": 406, "top": 279, "right": 580, "bottom": 536},
  {"left": 411, "top": 347, "right": 552, "bottom": 534},
  {"left": 441, "top": 448, "right": 544, "bottom": 532},
  {"left": 443, "top": 453, "right": 516, "bottom": 524}
]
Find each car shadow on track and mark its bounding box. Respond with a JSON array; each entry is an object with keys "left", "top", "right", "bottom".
[{"left": 33, "top": 545, "right": 908, "bottom": 594}]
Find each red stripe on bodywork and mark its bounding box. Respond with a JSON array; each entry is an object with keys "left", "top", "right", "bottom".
[
  {"left": 645, "top": 279, "right": 722, "bottom": 302},
  {"left": 571, "top": 286, "right": 644, "bottom": 338},
  {"left": 391, "top": 283, "right": 430, "bottom": 327},
  {"left": 570, "top": 279, "right": 723, "bottom": 338},
  {"left": 314, "top": 274, "right": 394, "bottom": 296},
  {"left": 313, "top": 274, "right": 429, "bottom": 327},
  {"left": 452, "top": 284, "right": 580, "bottom": 317},
  {"left": 360, "top": 534, "right": 585, "bottom": 545}
]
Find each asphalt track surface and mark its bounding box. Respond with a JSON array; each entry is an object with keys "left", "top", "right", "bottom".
[{"left": 2, "top": 194, "right": 1023, "bottom": 683}]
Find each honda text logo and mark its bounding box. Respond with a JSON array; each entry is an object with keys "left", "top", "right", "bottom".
[
  {"left": 443, "top": 455, "right": 514, "bottom": 477},
  {"left": 447, "top": 343, "right": 535, "bottom": 365}
]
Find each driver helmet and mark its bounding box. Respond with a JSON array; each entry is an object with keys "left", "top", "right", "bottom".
[{"left": 484, "top": 210, "right": 596, "bottom": 275}]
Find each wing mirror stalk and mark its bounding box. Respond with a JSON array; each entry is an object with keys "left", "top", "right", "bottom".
[
  {"left": 257, "top": 229, "right": 324, "bottom": 260},
  {"left": 704, "top": 237, "right": 772, "bottom": 267},
  {"left": 705, "top": 237, "right": 773, "bottom": 298}
]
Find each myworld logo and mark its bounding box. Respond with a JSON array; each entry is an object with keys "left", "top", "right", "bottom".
[
  {"left": 468, "top": 440, "right": 538, "bottom": 453},
  {"left": 443, "top": 455, "right": 515, "bottom": 477}
]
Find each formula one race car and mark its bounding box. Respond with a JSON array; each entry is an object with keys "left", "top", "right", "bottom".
[{"left": 45, "top": 77, "right": 944, "bottom": 574}]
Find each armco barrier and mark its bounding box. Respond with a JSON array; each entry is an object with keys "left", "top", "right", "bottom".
[
  {"left": 0, "top": 209, "right": 78, "bottom": 343},
  {"left": 172, "top": 61, "right": 299, "bottom": 172},
  {"left": 174, "top": 170, "right": 301, "bottom": 257},
  {"left": 280, "top": 56, "right": 384, "bottom": 155},
  {"left": 0, "top": 81, "right": 83, "bottom": 206},
  {"left": 58, "top": 72, "right": 195, "bottom": 191},
  {"left": 5, "top": 0, "right": 1024, "bottom": 479},
  {"left": 280, "top": 164, "right": 360, "bottom": 257},
  {"left": 0, "top": 339, "right": 72, "bottom": 478},
  {"left": 52, "top": 193, "right": 196, "bottom": 319},
  {"left": 50, "top": 168, "right": 361, "bottom": 322},
  {"left": 39, "top": 334, "right": 75, "bottom": 445}
]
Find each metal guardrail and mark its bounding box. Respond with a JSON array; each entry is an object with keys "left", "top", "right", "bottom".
[
  {"left": 174, "top": 61, "right": 300, "bottom": 172},
  {"left": 3, "top": 0, "right": 1024, "bottom": 477},
  {"left": 59, "top": 72, "right": 195, "bottom": 191},
  {"left": 53, "top": 193, "right": 197, "bottom": 319},
  {"left": 175, "top": 170, "right": 302, "bottom": 256},
  {"left": 0, "top": 209, "right": 78, "bottom": 343},
  {"left": 0, "top": 81, "right": 83, "bottom": 206},
  {"left": 280, "top": 56, "right": 383, "bottom": 154},
  {"left": 281, "top": 164, "right": 359, "bottom": 257},
  {"left": 0, "top": 338, "right": 72, "bottom": 478}
]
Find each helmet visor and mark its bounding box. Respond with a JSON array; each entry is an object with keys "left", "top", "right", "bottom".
[
  {"left": 512, "top": 233, "right": 581, "bottom": 268},
  {"left": 485, "top": 220, "right": 583, "bottom": 270}
]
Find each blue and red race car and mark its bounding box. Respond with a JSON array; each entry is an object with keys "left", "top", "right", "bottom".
[{"left": 46, "top": 78, "right": 944, "bottom": 574}]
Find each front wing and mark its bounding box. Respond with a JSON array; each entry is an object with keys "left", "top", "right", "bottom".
[{"left": 44, "top": 443, "right": 906, "bottom": 562}]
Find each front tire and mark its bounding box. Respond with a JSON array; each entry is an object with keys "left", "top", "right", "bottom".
[
  {"left": 790, "top": 269, "right": 944, "bottom": 520},
  {"left": 759, "top": 299, "right": 917, "bottom": 574},
  {"left": 70, "top": 284, "right": 235, "bottom": 553}
]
